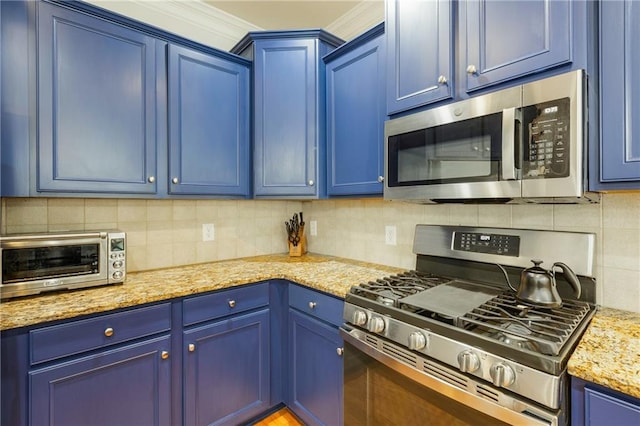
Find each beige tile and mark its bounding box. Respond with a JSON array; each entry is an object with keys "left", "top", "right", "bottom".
[
  {"left": 147, "top": 200, "right": 173, "bottom": 222},
  {"left": 48, "top": 223, "right": 85, "bottom": 232},
  {"left": 117, "top": 221, "right": 147, "bottom": 247},
  {"left": 449, "top": 204, "right": 479, "bottom": 226},
  {"left": 478, "top": 205, "right": 512, "bottom": 227},
  {"left": 173, "top": 200, "right": 197, "bottom": 221},
  {"left": 173, "top": 220, "right": 198, "bottom": 243},
  {"left": 5, "top": 224, "right": 48, "bottom": 234},
  {"left": 147, "top": 220, "right": 173, "bottom": 244},
  {"left": 603, "top": 228, "right": 640, "bottom": 271},
  {"left": 48, "top": 198, "right": 85, "bottom": 227},
  {"left": 196, "top": 240, "right": 218, "bottom": 263},
  {"left": 146, "top": 243, "right": 172, "bottom": 270},
  {"left": 172, "top": 242, "right": 196, "bottom": 267},
  {"left": 196, "top": 200, "right": 218, "bottom": 222},
  {"left": 553, "top": 203, "right": 601, "bottom": 229},
  {"left": 85, "top": 199, "right": 118, "bottom": 225},
  {"left": 511, "top": 204, "right": 554, "bottom": 229},
  {"left": 218, "top": 200, "right": 239, "bottom": 219},
  {"left": 602, "top": 267, "right": 640, "bottom": 312},
  {"left": 5, "top": 198, "right": 48, "bottom": 227},
  {"left": 1, "top": 198, "right": 6, "bottom": 233},
  {"left": 118, "top": 199, "right": 147, "bottom": 223},
  {"left": 125, "top": 246, "right": 147, "bottom": 272},
  {"left": 602, "top": 192, "right": 640, "bottom": 229}
]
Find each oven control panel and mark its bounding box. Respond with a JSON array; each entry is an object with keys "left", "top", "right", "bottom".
[{"left": 453, "top": 232, "right": 520, "bottom": 257}]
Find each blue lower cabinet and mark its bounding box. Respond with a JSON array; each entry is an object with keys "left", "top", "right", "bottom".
[
  {"left": 183, "top": 309, "right": 270, "bottom": 425},
  {"left": 30, "top": 335, "right": 172, "bottom": 426},
  {"left": 571, "top": 377, "right": 640, "bottom": 426},
  {"left": 287, "top": 308, "right": 343, "bottom": 426}
]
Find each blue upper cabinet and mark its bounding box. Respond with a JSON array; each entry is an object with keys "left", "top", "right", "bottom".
[
  {"left": 167, "top": 44, "right": 250, "bottom": 197},
  {"left": 386, "top": 0, "right": 585, "bottom": 115},
  {"left": 37, "top": 1, "right": 159, "bottom": 194},
  {"left": 232, "top": 30, "right": 343, "bottom": 198},
  {"left": 386, "top": 0, "right": 452, "bottom": 115},
  {"left": 595, "top": 0, "right": 640, "bottom": 189},
  {"left": 325, "top": 24, "right": 386, "bottom": 196},
  {"left": 461, "top": 0, "right": 571, "bottom": 92}
]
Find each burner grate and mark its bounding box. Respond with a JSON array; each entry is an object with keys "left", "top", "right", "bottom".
[
  {"left": 459, "top": 293, "right": 592, "bottom": 355},
  {"left": 351, "top": 271, "right": 452, "bottom": 307}
]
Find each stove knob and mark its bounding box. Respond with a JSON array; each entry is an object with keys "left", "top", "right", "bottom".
[
  {"left": 490, "top": 363, "right": 515, "bottom": 387},
  {"left": 351, "top": 310, "right": 368, "bottom": 326},
  {"left": 457, "top": 350, "right": 480, "bottom": 373},
  {"left": 367, "top": 316, "right": 385, "bottom": 334},
  {"left": 408, "top": 332, "right": 427, "bottom": 351}
]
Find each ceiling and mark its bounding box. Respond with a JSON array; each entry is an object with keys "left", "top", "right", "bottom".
[{"left": 204, "top": 0, "right": 364, "bottom": 30}]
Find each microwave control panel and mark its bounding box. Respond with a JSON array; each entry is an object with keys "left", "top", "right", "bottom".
[
  {"left": 107, "top": 232, "right": 126, "bottom": 283},
  {"left": 523, "top": 97, "right": 570, "bottom": 179}
]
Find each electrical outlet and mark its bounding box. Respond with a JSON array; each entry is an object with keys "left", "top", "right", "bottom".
[
  {"left": 202, "top": 223, "right": 215, "bottom": 242},
  {"left": 310, "top": 220, "right": 318, "bottom": 236},
  {"left": 385, "top": 225, "right": 397, "bottom": 246}
]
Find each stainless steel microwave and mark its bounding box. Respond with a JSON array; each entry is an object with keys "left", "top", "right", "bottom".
[
  {"left": 384, "top": 70, "right": 599, "bottom": 204},
  {"left": 0, "top": 230, "right": 126, "bottom": 300}
]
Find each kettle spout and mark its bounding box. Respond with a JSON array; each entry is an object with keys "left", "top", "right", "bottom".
[{"left": 496, "top": 263, "right": 518, "bottom": 293}]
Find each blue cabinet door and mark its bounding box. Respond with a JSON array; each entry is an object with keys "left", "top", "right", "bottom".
[
  {"left": 287, "top": 309, "right": 343, "bottom": 426},
  {"left": 168, "top": 44, "right": 250, "bottom": 197},
  {"left": 30, "top": 335, "right": 172, "bottom": 426},
  {"left": 252, "top": 38, "right": 325, "bottom": 198},
  {"left": 386, "top": 0, "right": 452, "bottom": 114},
  {"left": 183, "top": 309, "right": 270, "bottom": 425},
  {"left": 461, "top": 0, "right": 571, "bottom": 92},
  {"left": 571, "top": 377, "right": 640, "bottom": 426},
  {"left": 37, "top": 2, "right": 159, "bottom": 194},
  {"left": 325, "top": 25, "right": 386, "bottom": 196},
  {"left": 596, "top": 0, "right": 640, "bottom": 188}
]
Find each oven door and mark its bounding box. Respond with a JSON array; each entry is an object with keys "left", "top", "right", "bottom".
[
  {"left": 384, "top": 86, "right": 522, "bottom": 202},
  {"left": 341, "top": 327, "right": 561, "bottom": 426}
]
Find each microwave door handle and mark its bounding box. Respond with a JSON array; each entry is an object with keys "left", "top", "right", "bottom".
[{"left": 501, "top": 107, "right": 517, "bottom": 180}]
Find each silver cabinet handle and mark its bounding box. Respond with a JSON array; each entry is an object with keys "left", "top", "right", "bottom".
[
  {"left": 171, "top": 177, "right": 179, "bottom": 184},
  {"left": 148, "top": 176, "right": 155, "bottom": 183},
  {"left": 161, "top": 351, "right": 170, "bottom": 360},
  {"left": 466, "top": 65, "right": 477, "bottom": 75},
  {"left": 377, "top": 176, "right": 384, "bottom": 183},
  {"left": 336, "top": 347, "right": 344, "bottom": 356},
  {"left": 188, "top": 344, "right": 196, "bottom": 352},
  {"left": 308, "top": 301, "right": 317, "bottom": 309},
  {"left": 228, "top": 300, "right": 236, "bottom": 308},
  {"left": 104, "top": 327, "right": 114, "bottom": 337},
  {"left": 308, "top": 180, "right": 315, "bottom": 186},
  {"left": 437, "top": 75, "right": 448, "bottom": 84}
]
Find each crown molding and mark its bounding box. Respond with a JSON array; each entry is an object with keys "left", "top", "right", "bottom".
[
  {"left": 325, "top": 1, "right": 385, "bottom": 41},
  {"left": 84, "top": 0, "right": 262, "bottom": 50}
]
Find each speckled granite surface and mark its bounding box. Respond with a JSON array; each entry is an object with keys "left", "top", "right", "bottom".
[
  {"left": 568, "top": 308, "right": 640, "bottom": 399},
  {"left": 0, "top": 253, "right": 402, "bottom": 331}
]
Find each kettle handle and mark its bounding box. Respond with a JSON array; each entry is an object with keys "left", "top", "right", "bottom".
[
  {"left": 552, "top": 262, "right": 582, "bottom": 299},
  {"left": 496, "top": 263, "right": 518, "bottom": 293}
]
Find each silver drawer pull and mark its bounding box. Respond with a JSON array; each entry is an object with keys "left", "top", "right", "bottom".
[
  {"left": 308, "top": 301, "right": 317, "bottom": 309},
  {"left": 104, "top": 327, "right": 114, "bottom": 337},
  {"left": 228, "top": 300, "right": 236, "bottom": 308}
]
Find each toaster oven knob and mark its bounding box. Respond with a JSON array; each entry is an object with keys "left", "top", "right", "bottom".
[
  {"left": 352, "top": 310, "right": 367, "bottom": 326},
  {"left": 112, "top": 260, "right": 123, "bottom": 268},
  {"left": 112, "top": 271, "right": 124, "bottom": 280},
  {"left": 457, "top": 350, "right": 480, "bottom": 373},
  {"left": 408, "top": 332, "right": 427, "bottom": 351},
  {"left": 490, "top": 363, "right": 515, "bottom": 387},
  {"left": 367, "top": 316, "right": 385, "bottom": 334}
]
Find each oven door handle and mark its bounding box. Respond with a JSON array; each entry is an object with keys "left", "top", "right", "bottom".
[{"left": 339, "top": 327, "right": 556, "bottom": 426}]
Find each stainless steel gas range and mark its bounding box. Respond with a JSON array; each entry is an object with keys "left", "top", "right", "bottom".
[{"left": 341, "top": 225, "right": 597, "bottom": 426}]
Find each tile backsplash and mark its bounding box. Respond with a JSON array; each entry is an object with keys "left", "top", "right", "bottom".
[{"left": 2, "top": 193, "right": 639, "bottom": 312}]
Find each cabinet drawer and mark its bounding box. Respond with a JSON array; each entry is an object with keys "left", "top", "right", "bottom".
[
  {"left": 182, "top": 283, "right": 269, "bottom": 326},
  {"left": 288, "top": 284, "right": 343, "bottom": 327},
  {"left": 30, "top": 303, "right": 171, "bottom": 365}
]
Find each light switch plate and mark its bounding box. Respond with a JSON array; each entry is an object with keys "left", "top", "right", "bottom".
[
  {"left": 310, "top": 220, "right": 318, "bottom": 236},
  {"left": 385, "top": 225, "right": 397, "bottom": 245},
  {"left": 202, "top": 223, "right": 215, "bottom": 241}
]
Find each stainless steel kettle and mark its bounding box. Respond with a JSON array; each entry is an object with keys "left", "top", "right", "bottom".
[{"left": 497, "top": 259, "right": 582, "bottom": 308}]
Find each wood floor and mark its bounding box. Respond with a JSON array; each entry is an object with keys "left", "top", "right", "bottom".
[{"left": 252, "top": 408, "right": 304, "bottom": 426}]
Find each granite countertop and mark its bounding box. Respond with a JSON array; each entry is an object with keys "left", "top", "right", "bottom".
[
  {"left": 0, "top": 253, "right": 402, "bottom": 331},
  {"left": 568, "top": 307, "right": 640, "bottom": 399},
  {"left": 2, "top": 253, "right": 638, "bottom": 400}
]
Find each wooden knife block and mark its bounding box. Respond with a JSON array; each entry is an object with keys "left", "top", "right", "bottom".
[{"left": 288, "top": 235, "right": 307, "bottom": 257}]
